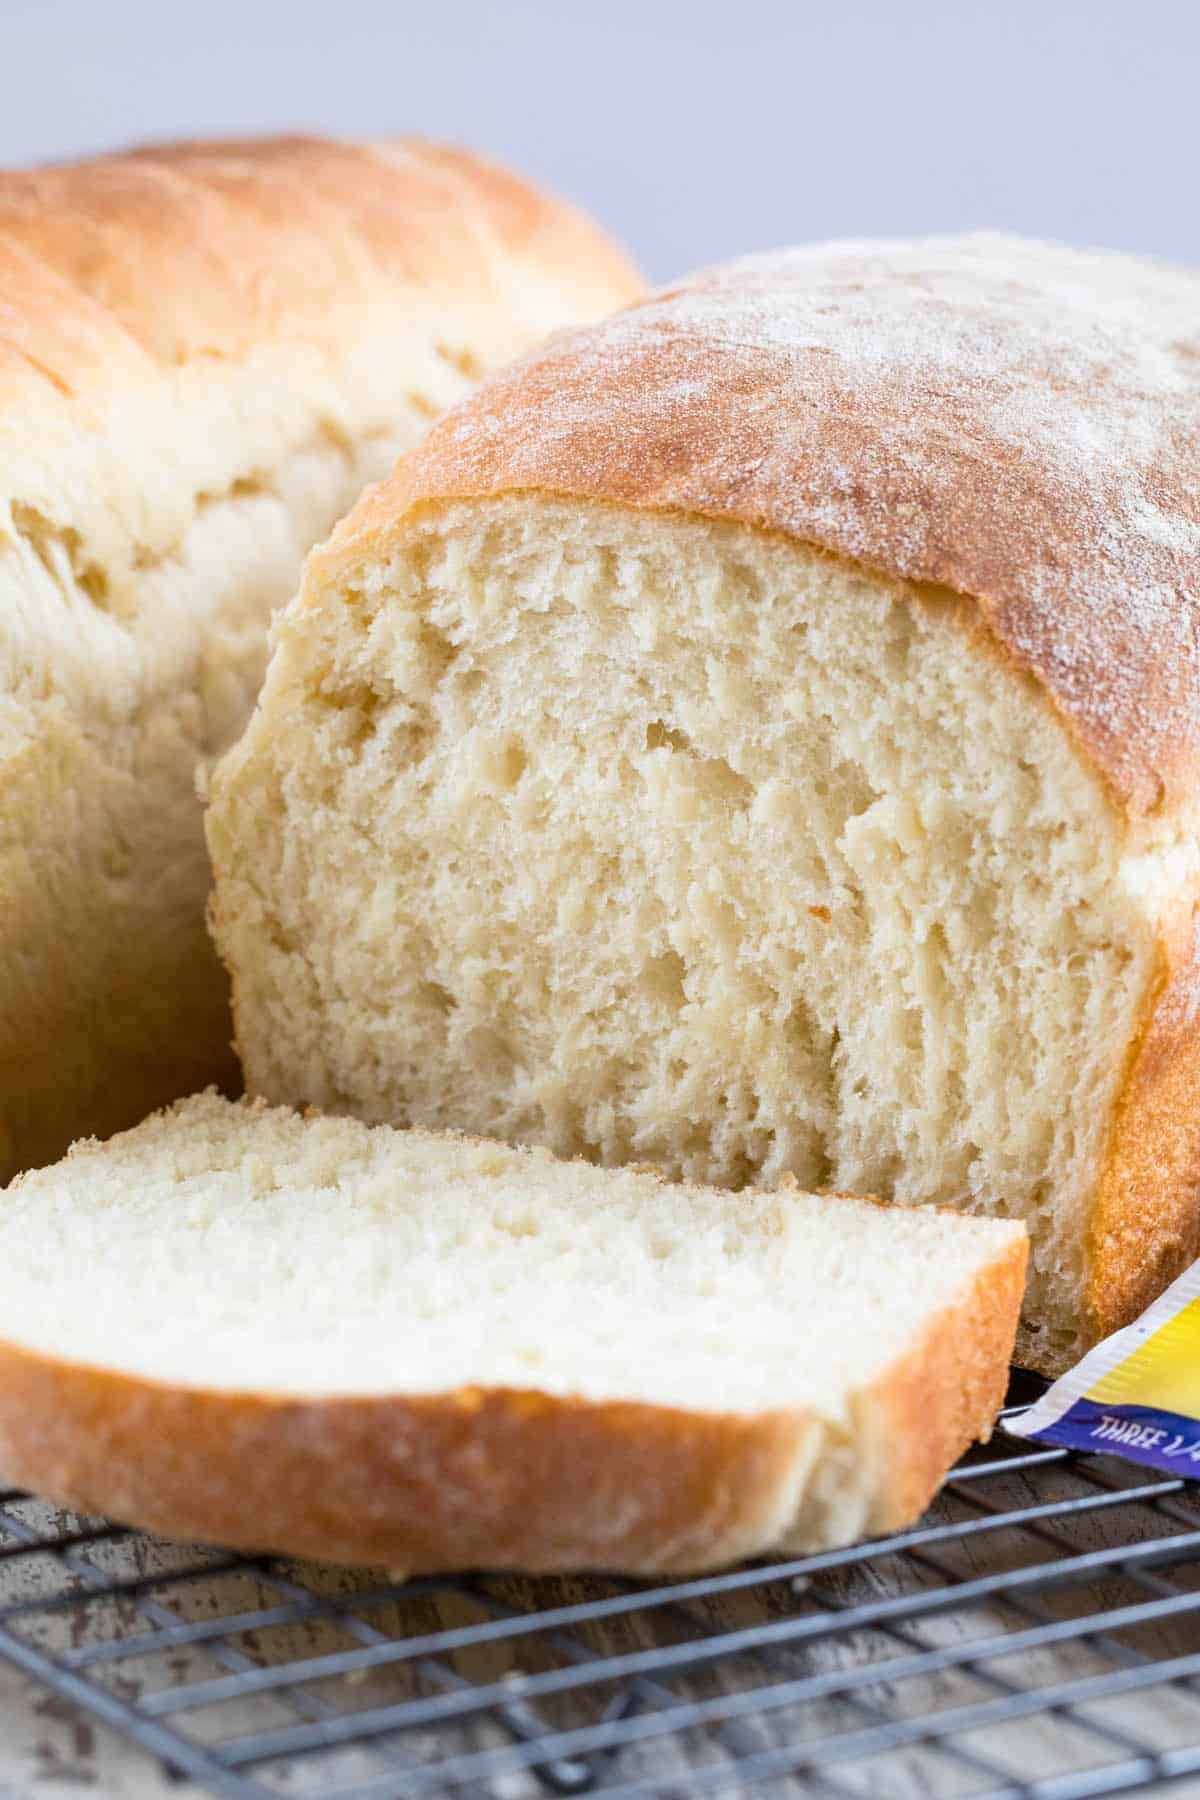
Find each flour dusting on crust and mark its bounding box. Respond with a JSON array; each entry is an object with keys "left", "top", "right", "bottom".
[{"left": 331, "top": 232, "right": 1200, "bottom": 821}]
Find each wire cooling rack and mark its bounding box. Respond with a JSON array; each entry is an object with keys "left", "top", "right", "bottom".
[{"left": 3, "top": 1372, "right": 1200, "bottom": 1798}]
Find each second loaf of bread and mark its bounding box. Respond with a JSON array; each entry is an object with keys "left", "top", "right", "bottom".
[{"left": 0, "top": 133, "right": 640, "bottom": 1179}]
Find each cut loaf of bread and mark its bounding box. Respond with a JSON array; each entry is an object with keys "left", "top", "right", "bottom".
[
  {"left": 0, "top": 1092, "right": 1024, "bottom": 1573},
  {"left": 209, "top": 234, "right": 1200, "bottom": 1375},
  {"left": 0, "top": 133, "right": 639, "bottom": 1179}
]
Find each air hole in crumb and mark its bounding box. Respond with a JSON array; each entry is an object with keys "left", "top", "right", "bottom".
[
  {"left": 229, "top": 474, "right": 268, "bottom": 501},
  {"left": 317, "top": 416, "right": 354, "bottom": 457},
  {"left": 780, "top": 995, "right": 821, "bottom": 1060},
  {"left": 700, "top": 757, "right": 753, "bottom": 808},
  {"left": 76, "top": 564, "right": 111, "bottom": 606},
  {"left": 417, "top": 620, "right": 456, "bottom": 687},
  {"left": 642, "top": 950, "right": 687, "bottom": 1008},
  {"left": 645, "top": 720, "right": 691, "bottom": 753},
  {"left": 435, "top": 342, "right": 483, "bottom": 381},
  {"left": 392, "top": 716, "right": 434, "bottom": 768},
  {"left": 313, "top": 680, "right": 395, "bottom": 753},
  {"left": 499, "top": 741, "right": 528, "bottom": 787},
  {"left": 417, "top": 980, "right": 456, "bottom": 1017},
  {"left": 12, "top": 503, "right": 117, "bottom": 614},
  {"left": 465, "top": 1025, "right": 517, "bottom": 1079},
  {"left": 478, "top": 737, "right": 528, "bottom": 790}
]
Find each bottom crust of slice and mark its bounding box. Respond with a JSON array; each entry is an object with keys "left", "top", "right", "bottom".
[{"left": 0, "top": 1236, "right": 1024, "bottom": 1573}]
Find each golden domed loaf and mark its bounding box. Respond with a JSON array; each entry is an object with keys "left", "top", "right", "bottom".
[
  {"left": 0, "top": 1092, "right": 1024, "bottom": 1573},
  {"left": 0, "top": 134, "right": 640, "bottom": 1177},
  {"left": 209, "top": 234, "right": 1200, "bottom": 1373}
]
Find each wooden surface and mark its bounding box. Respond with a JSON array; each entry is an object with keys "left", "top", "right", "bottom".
[{"left": 3, "top": 1438, "right": 1200, "bottom": 1798}]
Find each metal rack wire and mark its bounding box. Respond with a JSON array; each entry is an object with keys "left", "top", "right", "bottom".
[{"left": 2, "top": 1371, "right": 1200, "bottom": 1798}]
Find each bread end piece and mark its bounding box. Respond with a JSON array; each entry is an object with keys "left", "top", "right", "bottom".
[{"left": 0, "top": 1221, "right": 1025, "bottom": 1575}]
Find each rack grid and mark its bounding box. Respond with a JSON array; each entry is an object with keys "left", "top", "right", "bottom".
[{"left": 3, "top": 1371, "right": 1200, "bottom": 1798}]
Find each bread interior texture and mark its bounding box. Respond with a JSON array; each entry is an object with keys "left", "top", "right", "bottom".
[
  {"left": 212, "top": 499, "right": 1162, "bottom": 1370},
  {"left": 0, "top": 424, "right": 412, "bottom": 1177},
  {"left": 1, "top": 1092, "right": 1010, "bottom": 1415}
]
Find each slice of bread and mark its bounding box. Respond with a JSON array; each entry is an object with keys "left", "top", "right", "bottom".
[
  {"left": 0, "top": 1093, "right": 1024, "bottom": 1574},
  {"left": 208, "top": 234, "right": 1200, "bottom": 1376}
]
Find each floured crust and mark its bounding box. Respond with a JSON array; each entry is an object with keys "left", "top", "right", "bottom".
[
  {"left": 322, "top": 234, "right": 1200, "bottom": 823},
  {"left": 0, "top": 1235, "right": 1024, "bottom": 1573}
]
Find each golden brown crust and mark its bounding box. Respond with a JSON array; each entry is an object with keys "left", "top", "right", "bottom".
[
  {"left": 0, "top": 134, "right": 639, "bottom": 380},
  {"left": 0, "top": 1344, "right": 815, "bottom": 1574},
  {"left": 864, "top": 1234, "right": 1027, "bottom": 1528},
  {"left": 0, "top": 1233, "right": 1024, "bottom": 1573},
  {"left": 322, "top": 235, "right": 1200, "bottom": 823},
  {"left": 1087, "top": 902, "right": 1200, "bottom": 1343}
]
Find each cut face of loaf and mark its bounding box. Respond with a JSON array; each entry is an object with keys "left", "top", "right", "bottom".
[
  {"left": 208, "top": 235, "right": 1200, "bottom": 1375},
  {"left": 0, "top": 1092, "right": 1025, "bottom": 1573},
  {"left": 0, "top": 134, "right": 640, "bottom": 1178}
]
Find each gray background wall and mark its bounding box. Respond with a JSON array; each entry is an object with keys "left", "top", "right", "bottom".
[{"left": 1, "top": 0, "right": 1197, "bottom": 283}]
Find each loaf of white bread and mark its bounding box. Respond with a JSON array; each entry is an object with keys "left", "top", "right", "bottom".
[
  {"left": 209, "top": 234, "right": 1200, "bottom": 1376},
  {"left": 0, "top": 1092, "right": 1024, "bottom": 1572},
  {"left": 0, "top": 134, "right": 640, "bottom": 1179}
]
